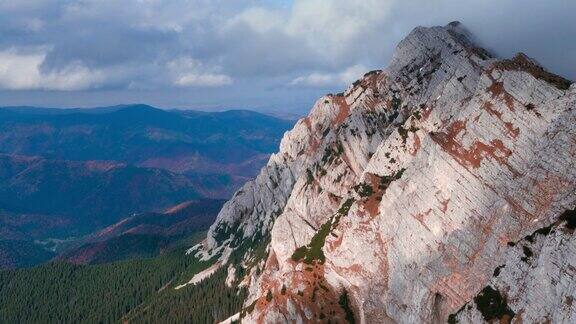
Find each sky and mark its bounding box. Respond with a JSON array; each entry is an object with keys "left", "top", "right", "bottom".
[{"left": 0, "top": 0, "right": 574, "bottom": 116}]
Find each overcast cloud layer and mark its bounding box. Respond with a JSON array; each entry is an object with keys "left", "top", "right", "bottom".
[{"left": 0, "top": 0, "right": 574, "bottom": 115}]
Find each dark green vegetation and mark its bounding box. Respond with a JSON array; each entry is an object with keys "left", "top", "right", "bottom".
[
  {"left": 524, "top": 223, "right": 553, "bottom": 243},
  {"left": 212, "top": 222, "right": 239, "bottom": 246},
  {"left": 398, "top": 124, "right": 419, "bottom": 143},
  {"left": 354, "top": 182, "right": 374, "bottom": 197},
  {"left": 291, "top": 218, "right": 333, "bottom": 265},
  {"left": 0, "top": 240, "right": 55, "bottom": 269},
  {"left": 306, "top": 169, "right": 314, "bottom": 185},
  {"left": 378, "top": 169, "right": 406, "bottom": 191},
  {"left": 559, "top": 208, "right": 576, "bottom": 231},
  {"left": 126, "top": 266, "right": 246, "bottom": 323},
  {"left": 338, "top": 290, "right": 356, "bottom": 324},
  {"left": 391, "top": 97, "right": 402, "bottom": 111},
  {"left": 493, "top": 265, "right": 505, "bottom": 277},
  {"left": 447, "top": 306, "right": 464, "bottom": 324},
  {"left": 473, "top": 286, "right": 515, "bottom": 322},
  {"left": 321, "top": 142, "right": 345, "bottom": 165},
  {"left": 338, "top": 198, "right": 355, "bottom": 215},
  {"left": 60, "top": 233, "right": 204, "bottom": 266},
  {"left": 266, "top": 290, "right": 273, "bottom": 302},
  {"left": 210, "top": 211, "right": 273, "bottom": 280},
  {"left": 521, "top": 245, "right": 533, "bottom": 263},
  {"left": 292, "top": 198, "right": 354, "bottom": 265},
  {"left": 60, "top": 199, "right": 224, "bottom": 265},
  {"left": 0, "top": 245, "right": 245, "bottom": 324},
  {"left": 66, "top": 234, "right": 173, "bottom": 264}
]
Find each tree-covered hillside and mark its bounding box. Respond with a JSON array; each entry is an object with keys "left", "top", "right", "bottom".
[{"left": 0, "top": 246, "right": 245, "bottom": 323}]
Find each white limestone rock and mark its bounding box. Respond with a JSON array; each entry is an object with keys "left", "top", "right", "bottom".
[{"left": 202, "top": 22, "right": 575, "bottom": 323}]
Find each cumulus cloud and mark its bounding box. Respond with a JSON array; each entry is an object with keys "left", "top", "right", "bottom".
[
  {"left": 0, "top": 48, "right": 104, "bottom": 90},
  {"left": 168, "top": 57, "right": 232, "bottom": 87},
  {"left": 0, "top": 0, "right": 573, "bottom": 111},
  {"left": 227, "top": 7, "right": 285, "bottom": 34},
  {"left": 175, "top": 74, "right": 233, "bottom": 87},
  {"left": 290, "top": 65, "right": 368, "bottom": 87},
  {"left": 285, "top": 0, "right": 394, "bottom": 63}
]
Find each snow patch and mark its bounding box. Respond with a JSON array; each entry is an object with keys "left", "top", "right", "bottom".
[{"left": 175, "top": 262, "right": 222, "bottom": 290}]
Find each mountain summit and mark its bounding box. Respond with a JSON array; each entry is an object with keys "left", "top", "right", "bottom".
[{"left": 194, "top": 22, "right": 575, "bottom": 323}]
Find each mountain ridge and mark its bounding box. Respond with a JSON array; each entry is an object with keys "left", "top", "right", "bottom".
[
  {"left": 0, "top": 153, "right": 201, "bottom": 237},
  {"left": 58, "top": 199, "right": 225, "bottom": 265},
  {"left": 0, "top": 104, "right": 292, "bottom": 168},
  {"left": 193, "top": 22, "right": 575, "bottom": 323},
  {"left": 0, "top": 104, "right": 294, "bottom": 200}
]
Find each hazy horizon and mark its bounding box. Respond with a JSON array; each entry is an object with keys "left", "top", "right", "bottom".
[
  {"left": 0, "top": 0, "right": 574, "bottom": 114},
  {"left": 0, "top": 103, "right": 305, "bottom": 119}
]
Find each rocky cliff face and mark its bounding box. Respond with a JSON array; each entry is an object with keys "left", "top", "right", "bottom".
[{"left": 197, "top": 22, "right": 576, "bottom": 323}]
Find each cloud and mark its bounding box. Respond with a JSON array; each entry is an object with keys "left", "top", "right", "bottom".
[
  {"left": 285, "top": 0, "right": 393, "bottom": 63},
  {"left": 167, "top": 57, "right": 233, "bottom": 87},
  {"left": 174, "top": 74, "right": 233, "bottom": 87},
  {"left": 290, "top": 65, "right": 367, "bottom": 87},
  {"left": 0, "top": 48, "right": 104, "bottom": 90},
  {"left": 227, "top": 7, "right": 284, "bottom": 34},
  {"left": 0, "top": 0, "right": 573, "bottom": 112}
]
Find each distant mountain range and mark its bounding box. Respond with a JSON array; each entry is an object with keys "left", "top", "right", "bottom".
[
  {"left": 0, "top": 104, "right": 293, "bottom": 188},
  {"left": 0, "top": 105, "right": 293, "bottom": 269}
]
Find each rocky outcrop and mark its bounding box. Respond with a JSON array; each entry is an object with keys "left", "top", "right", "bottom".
[
  {"left": 198, "top": 22, "right": 576, "bottom": 323},
  {"left": 451, "top": 210, "right": 576, "bottom": 323}
]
